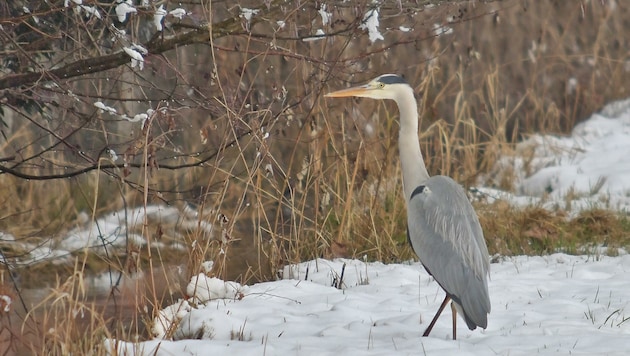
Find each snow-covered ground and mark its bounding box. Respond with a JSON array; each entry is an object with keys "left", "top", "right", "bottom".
[
  {"left": 482, "top": 98, "right": 630, "bottom": 213},
  {"left": 0, "top": 204, "right": 205, "bottom": 267},
  {"left": 104, "top": 100, "right": 630, "bottom": 355},
  {"left": 108, "top": 255, "right": 630, "bottom": 355}
]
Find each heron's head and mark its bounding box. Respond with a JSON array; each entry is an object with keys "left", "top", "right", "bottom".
[{"left": 325, "top": 74, "right": 411, "bottom": 101}]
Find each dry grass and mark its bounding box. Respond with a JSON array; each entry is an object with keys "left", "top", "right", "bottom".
[
  {"left": 480, "top": 204, "right": 630, "bottom": 257},
  {"left": 1, "top": 1, "right": 630, "bottom": 354}
]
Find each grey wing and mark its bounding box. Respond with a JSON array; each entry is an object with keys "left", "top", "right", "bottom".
[{"left": 407, "top": 176, "right": 491, "bottom": 329}]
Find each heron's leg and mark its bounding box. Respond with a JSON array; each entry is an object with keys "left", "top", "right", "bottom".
[
  {"left": 451, "top": 301, "right": 457, "bottom": 340},
  {"left": 422, "top": 295, "right": 451, "bottom": 337}
]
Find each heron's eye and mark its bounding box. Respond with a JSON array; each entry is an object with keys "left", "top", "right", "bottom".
[{"left": 377, "top": 83, "right": 385, "bottom": 89}]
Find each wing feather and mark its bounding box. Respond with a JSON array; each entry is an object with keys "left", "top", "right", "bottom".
[{"left": 407, "top": 176, "right": 490, "bottom": 329}]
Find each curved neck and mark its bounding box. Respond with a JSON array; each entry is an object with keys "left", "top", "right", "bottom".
[{"left": 395, "top": 89, "right": 429, "bottom": 201}]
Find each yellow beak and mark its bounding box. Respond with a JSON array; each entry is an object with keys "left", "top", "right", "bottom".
[{"left": 324, "top": 85, "right": 370, "bottom": 98}]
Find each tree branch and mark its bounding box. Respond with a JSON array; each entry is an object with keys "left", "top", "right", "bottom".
[
  {"left": 0, "top": 0, "right": 505, "bottom": 92},
  {"left": 0, "top": 3, "right": 269, "bottom": 91}
]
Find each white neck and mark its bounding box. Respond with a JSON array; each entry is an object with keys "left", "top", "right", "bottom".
[{"left": 394, "top": 88, "right": 430, "bottom": 201}]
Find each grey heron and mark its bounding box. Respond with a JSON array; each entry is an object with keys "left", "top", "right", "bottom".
[{"left": 325, "top": 74, "right": 490, "bottom": 339}]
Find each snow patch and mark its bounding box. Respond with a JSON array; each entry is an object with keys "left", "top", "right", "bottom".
[
  {"left": 186, "top": 274, "right": 244, "bottom": 303},
  {"left": 360, "top": 8, "right": 384, "bottom": 43},
  {"left": 123, "top": 44, "right": 147, "bottom": 70},
  {"left": 94, "top": 101, "right": 117, "bottom": 114},
  {"left": 487, "top": 99, "right": 630, "bottom": 212},
  {"left": 0, "top": 295, "right": 12, "bottom": 312},
  {"left": 302, "top": 29, "right": 326, "bottom": 42},
  {"left": 115, "top": 0, "right": 136, "bottom": 22},
  {"left": 153, "top": 5, "right": 167, "bottom": 31},
  {"left": 318, "top": 4, "right": 332, "bottom": 26},
  {"left": 169, "top": 8, "right": 187, "bottom": 19},
  {"left": 240, "top": 8, "right": 259, "bottom": 31}
]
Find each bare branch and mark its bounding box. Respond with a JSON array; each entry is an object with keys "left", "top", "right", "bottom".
[{"left": 0, "top": 2, "right": 277, "bottom": 91}]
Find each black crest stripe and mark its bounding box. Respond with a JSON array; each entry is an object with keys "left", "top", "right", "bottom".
[{"left": 377, "top": 74, "right": 408, "bottom": 85}]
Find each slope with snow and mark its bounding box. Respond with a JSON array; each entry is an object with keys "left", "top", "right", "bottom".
[{"left": 485, "top": 98, "right": 630, "bottom": 213}]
